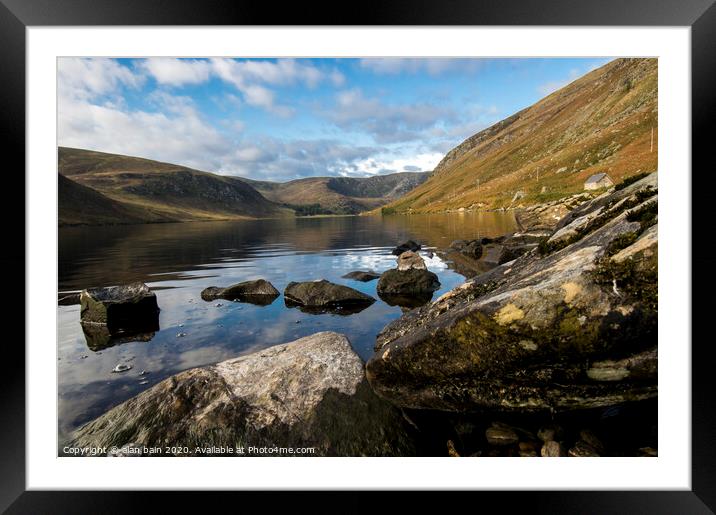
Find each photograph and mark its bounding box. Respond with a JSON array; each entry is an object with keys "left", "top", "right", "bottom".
[{"left": 56, "top": 56, "right": 659, "bottom": 459}]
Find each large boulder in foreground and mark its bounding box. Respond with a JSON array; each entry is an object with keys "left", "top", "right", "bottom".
[
  {"left": 80, "top": 282, "right": 159, "bottom": 327},
  {"left": 367, "top": 174, "right": 658, "bottom": 413},
  {"left": 284, "top": 280, "right": 375, "bottom": 314},
  {"left": 201, "top": 279, "right": 280, "bottom": 305},
  {"left": 68, "top": 332, "right": 416, "bottom": 456}
]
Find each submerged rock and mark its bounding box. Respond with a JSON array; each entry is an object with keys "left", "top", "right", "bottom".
[
  {"left": 396, "top": 250, "right": 427, "bottom": 271},
  {"left": 367, "top": 175, "right": 658, "bottom": 414},
  {"left": 201, "top": 279, "right": 279, "bottom": 304},
  {"left": 79, "top": 282, "right": 160, "bottom": 350},
  {"left": 284, "top": 280, "right": 375, "bottom": 313},
  {"left": 392, "top": 240, "right": 421, "bottom": 256},
  {"left": 377, "top": 268, "right": 441, "bottom": 296},
  {"left": 342, "top": 270, "right": 381, "bottom": 282},
  {"left": 82, "top": 321, "right": 158, "bottom": 352},
  {"left": 69, "top": 332, "right": 416, "bottom": 456}
]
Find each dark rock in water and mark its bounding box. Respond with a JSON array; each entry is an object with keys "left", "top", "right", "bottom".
[
  {"left": 79, "top": 282, "right": 160, "bottom": 350},
  {"left": 378, "top": 292, "right": 434, "bottom": 310},
  {"left": 392, "top": 240, "right": 421, "bottom": 256},
  {"left": 69, "top": 332, "right": 416, "bottom": 456},
  {"left": 284, "top": 280, "right": 375, "bottom": 313},
  {"left": 80, "top": 282, "right": 159, "bottom": 325},
  {"left": 342, "top": 270, "right": 381, "bottom": 282},
  {"left": 377, "top": 269, "right": 440, "bottom": 296},
  {"left": 201, "top": 279, "right": 280, "bottom": 304},
  {"left": 367, "top": 175, "right": 658, "bottom": 414},
  {"left": 485, "top": 424, "right": 519, "bottom": 446},
  {"left": 451, "top": 239, "right": 483, "bottom": 259},
  {"left": 58, "top": 292, "right": 81, "bottom": 306},
  {"left": 541, "top": 440, "right": 566, "bottom": 457}
]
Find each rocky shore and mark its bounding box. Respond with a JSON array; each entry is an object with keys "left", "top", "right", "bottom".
[{"left": 65, "top": 173, "right": 657, "bottom": 457}]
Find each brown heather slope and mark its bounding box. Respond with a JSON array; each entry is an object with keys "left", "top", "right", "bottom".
[
  {"left": 380, "top": 58, "right": 658, "bottom": 213},
  {"left": 239, "top": 172, "right": 430, "bottom": 215},
  {"left": 59, "top": 147, "right": 291, "bottom": 223}
]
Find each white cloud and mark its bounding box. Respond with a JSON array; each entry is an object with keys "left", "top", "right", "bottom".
[
  {"left": 58, "top": 58, "right": 144, "bottom": 101},
  {"left": 139, "top": 58, "right": 211, "bottom": 86},
  {"left": 329, "top": 88, "right": 456, "bottom": 143}
]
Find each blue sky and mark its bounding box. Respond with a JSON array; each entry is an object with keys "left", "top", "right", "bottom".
[{"left": 58, "top": 57, "right": 610, "bottom": 181}]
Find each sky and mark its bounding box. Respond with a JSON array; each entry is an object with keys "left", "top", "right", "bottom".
[{"left": 58, "top": 57, "right": 611, "bottom": 181}]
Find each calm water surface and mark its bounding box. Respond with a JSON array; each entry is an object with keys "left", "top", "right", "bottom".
[{"left": 58, "top": 213, "right": 516, "bottom": 443}]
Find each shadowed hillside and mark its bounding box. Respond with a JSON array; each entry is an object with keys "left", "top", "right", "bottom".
[
  {"left": 239, "top": 172, "right": 430, "bottom": 215},
  {"left": 59, "top": 147, "right": 290, "bottom": 223},
  {"left": 379, "top": 58, "right": 658, "bottom": 213},
  {"left": 59, "top": 174, "right": 164, "bottom": 226}
]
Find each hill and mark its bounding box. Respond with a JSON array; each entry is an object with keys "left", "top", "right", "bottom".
[
  {"left": 58, "top": 147, "right": 290, "bottom": 224},
  {"left": 379, "top": 58, "right": 658, "bottom": 214},
  {"left": 59, "top": 174, "right": 163, "bottom": 226},
  {"left": 240, "top": 172, "right": 430, "bottom": 215}
]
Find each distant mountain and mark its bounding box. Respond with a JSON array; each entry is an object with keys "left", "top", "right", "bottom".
[
  {"left": 58, "top": 147, "right": 290, "bottom": 224},
  {"left": 379, "top": 58, "right": 658, "bottom": 213},
  {"left": 239, "top": 172, "right": 430, "bottom": 215}
]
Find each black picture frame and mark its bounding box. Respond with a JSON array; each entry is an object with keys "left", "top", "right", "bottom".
[{"left": 1, "top": 0, "right": 712, "bottom": 512}]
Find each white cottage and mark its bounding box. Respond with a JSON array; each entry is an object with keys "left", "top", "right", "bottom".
[{"left": 584, "top": 173, "right": 613, "bottom": 191}]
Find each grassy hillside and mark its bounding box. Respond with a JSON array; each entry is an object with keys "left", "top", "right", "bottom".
[
  {"left": 59, "top": 174, "right": 165, "bottom": 226},
  {"left": 59, "top": 147, "right": 290, "bottom": 223},
  {"left": 380, "top": 58, "right": 658, "bottom": 213},
  {"left": 240, "top": 172, "right": 430, "bottom": 215}
]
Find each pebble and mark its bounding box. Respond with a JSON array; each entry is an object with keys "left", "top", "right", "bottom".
[
  {"left": 485, "top": 425, "right": 519, "bottom": 446},
  {"left": 447, "top": 440, "right": 461, "bottom": 457},
  {"left": 568, "top": 441, "right": 601, "bottom": 457},
  {"left": 215, "top": 303, "right": 223, "bottom": 307},
  {"left": 80, "top": 355, "right": 88, "bottom": 359},
  {"left": 111, "top": 364, "right": 132, "bottom": 373},
  {"left": 541, "top": 440, "right": 566, "bottom": 457}
]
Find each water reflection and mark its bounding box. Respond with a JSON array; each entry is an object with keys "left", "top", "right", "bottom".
[{"left": 58, "top": 212, "right": 516, "bottom": 443}]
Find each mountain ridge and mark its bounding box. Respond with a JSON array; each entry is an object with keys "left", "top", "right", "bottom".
[{"left": 379, "top": 58, "right": 658, "bottom": 214}]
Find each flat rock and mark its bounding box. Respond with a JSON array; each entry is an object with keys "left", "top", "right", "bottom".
[
  {"left": 342, "top": 270, "right": 381, "bottom": 282},
  {"left": 485, "top": 425, "right": 519, "bottom": 446},
  {"left": 69, "top": 332, "right": 416, "bottom": 456},
  {"left": 201, "top": 279, "right": 280, "bottom": 303},
  {"left": 284, "top": 280, "right": 375, "bottom": 310}
]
